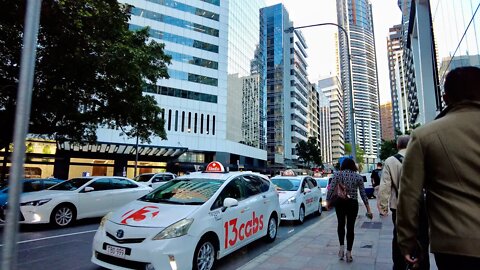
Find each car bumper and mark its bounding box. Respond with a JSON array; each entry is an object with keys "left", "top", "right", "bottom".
[
  {"left": 91, "top": 226, "right": 196, "bottom": 270},
  {"left": 18, "top": 205, "right": 53, "bottom": 224},
  {"left": 279, "top": 204, "right": 299, "bottom": 220}
]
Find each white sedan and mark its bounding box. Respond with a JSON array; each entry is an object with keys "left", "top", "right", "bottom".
[
  {"left": 133, "top": 172, "right": 177, "bottom": 189},
  {"left": 18, "top": 176, "right": 151, "bottom": 227},
  {"left": 91, "top": 162, "right": 281, "bottom": 270},
  {"left": 271, "top": 175, "right": 323, "bottom": 224}
]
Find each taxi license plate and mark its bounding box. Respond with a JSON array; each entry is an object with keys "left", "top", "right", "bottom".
[{"left": 106, "top": 244, "right": 126, "bottom": 259}]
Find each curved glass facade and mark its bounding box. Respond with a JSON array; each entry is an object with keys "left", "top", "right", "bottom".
[
  {"left": 337, "top": 0, "right": 380, "bottom": 160},
  {"left": 432, "top": 0, "right": 480, "bottom": 82}
]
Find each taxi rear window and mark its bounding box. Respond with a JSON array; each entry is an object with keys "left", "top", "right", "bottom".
[
  {"left": 140, "top": 179, "right": 223, "bottom": 205},
  {"left": 271, "top": 178, "right": 301, "bottom": 191}
]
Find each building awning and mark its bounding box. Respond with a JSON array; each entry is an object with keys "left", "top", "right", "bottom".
[{"left": 56, "top": 141, "right": 188, "bottom": 158}]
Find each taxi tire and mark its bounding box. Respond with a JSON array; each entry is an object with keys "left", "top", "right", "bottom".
[
  {"left": 297, "top": 205, "right": 305, "bottom": 225},
  {"left": 264, "top": 214, "right": 278, "bottom": 243},
  {"left": 193, "top": 235, "right": 218, "bottom": 270},
  {"left": 315, "top": 199, "right": 323, "bottom": 216},
  {"left": 50, "top": 203, "right": 76, "bottom": 227}
]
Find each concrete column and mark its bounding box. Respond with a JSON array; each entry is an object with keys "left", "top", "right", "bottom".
[
  {"left": 412, "top": 0, "right": 438, "bottom": 124},
  {"left": 114, "top": 157, "right": 128, "bottom": 176},
  {"left": 53, "top": 155, "right": 70, "bottom": 180}
]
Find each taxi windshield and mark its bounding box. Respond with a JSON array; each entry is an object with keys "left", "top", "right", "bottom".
[
  {"left": 140, "top": 178, "right": 223, "bottom": 205},
  {"left": 271, "top": 178, "right": 301, "bottom": 191},
  {"left": 133, "top": 174, "right": 154, "bottom": 182}
]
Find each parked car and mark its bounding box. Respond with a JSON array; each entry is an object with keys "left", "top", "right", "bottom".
[
  {"left": 16, "top": 176, "right": 151, "bottom": 227},
  {"left": 361, "top": 172, "right": 374, "bottom": 198},
  {"left": 313, "top": 177, "right": 329, "bottom": 210},
  {"left": 133, "top": 172, "right": 177, "bottom": 189},
  {"left": 271, "top": 171, "right": 323, "bottom": 224},
  {"left": 0, "top": 178, "right": 64, "bottom": 206},
  {"left": 92, "top": 161, "right": 280, "bottom": 270}
]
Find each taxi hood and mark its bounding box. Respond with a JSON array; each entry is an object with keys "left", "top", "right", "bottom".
[
  {"left": 109, "top": 200, "right": 199, "bottom": 228},
  {"left": 277, "top": 190, "right": 298, "bottom": 204}
]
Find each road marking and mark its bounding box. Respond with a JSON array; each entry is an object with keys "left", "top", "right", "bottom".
[{"left": 0, "top": 229, "right": 97, "bottom": 247}]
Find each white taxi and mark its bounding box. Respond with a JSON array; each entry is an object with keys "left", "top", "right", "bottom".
[
  {"left": 91, "top": 162, "right": 281, "bottom": 270},
  {"left": 271, "top": 171, "right": 322, "bottom": 224},
  {"left": 18, "top": 176, "right": 151, "bottom": 227}
]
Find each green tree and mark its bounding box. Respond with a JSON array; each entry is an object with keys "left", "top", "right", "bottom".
[
  {"left": 0, "top": 0, "right": 171, "bottom": 149},
  {"left": 344, "top": 143, "right": 365, "bottom": 171},
  {"left": 295, "top": 137, "right": 323, "bottom": 168},
  {"left": 379, "top": 139, "right": 397, "bottom": 161}
]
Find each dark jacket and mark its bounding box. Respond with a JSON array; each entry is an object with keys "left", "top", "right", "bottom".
[{"left": 397, "top": 101, "right": 480, "bottom": 258}]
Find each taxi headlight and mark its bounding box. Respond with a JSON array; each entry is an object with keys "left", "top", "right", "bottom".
[
  {"left": 152, "top": 218, "right": 194, "bottom": 240},
  {"left": 283, "top": 196, "right": 296, "bottom": 204},
  {"left": 20, "top": 199, "right": 51, "bottom": 207},
  {"left": 99, "top": 212, "right": 112, "bottom": 229}
]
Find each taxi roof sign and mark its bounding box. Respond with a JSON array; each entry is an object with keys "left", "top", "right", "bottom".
[
  {"left": 281, "top": 169, "right": 296, "bottom": 176},
  {"left": 205, "top": 161, "right": 225, "bottom": 173}
]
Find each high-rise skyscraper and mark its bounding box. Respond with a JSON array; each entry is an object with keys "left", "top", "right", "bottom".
[
  {"left": 336, "top": 0, "right": 381, "bottom": 161},
  {"left": 260, "top": 4, "right": 310, "bottom": 167},
  {"left": 380, "top": 102, "right": 395, "bottom": 141},
  {"left": 318, "top": 76, "right": 345, "bottom": 164},
  {"left": 318, "top": 90, "right": 332, "bottom": 166},
  {"left": 387, "top": 24, "right": 409, "bottom": 134}
]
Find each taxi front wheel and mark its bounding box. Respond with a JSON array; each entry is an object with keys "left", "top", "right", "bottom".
[
  {"left": 264, "top": 214, "right": 278, "bottom": 243},
  {"left": 193, "top": 236, "right": 217, "bottom": 270},
  {"left": 297, "top": 205, "right": 305, "bottom": 224}
]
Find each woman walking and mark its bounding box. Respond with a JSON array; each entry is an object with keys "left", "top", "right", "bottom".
[{"left": 327, "top": 158, "right": 372, "bottom": 262}]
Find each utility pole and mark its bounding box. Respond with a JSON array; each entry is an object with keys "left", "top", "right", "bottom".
[{"left": 2, "top": 1, "right": 42, "bottom": 269}]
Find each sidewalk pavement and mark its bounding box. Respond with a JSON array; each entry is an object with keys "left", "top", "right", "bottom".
[{"left": 238, "top": 199, "right": 437, "bottom": 270}]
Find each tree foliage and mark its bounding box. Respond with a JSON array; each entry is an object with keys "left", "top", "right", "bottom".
[
  {"left": 0, "top": 0, "right": 171, "bottom": 148},
  {"left": 295, "top": 137, "right": 323, "bottom": 168},
  {"left": 344, "top": 143, "right": 365, "bottom": 171},
  {"left": 379, "top": 139, "right": 397, "bottom": 161}
]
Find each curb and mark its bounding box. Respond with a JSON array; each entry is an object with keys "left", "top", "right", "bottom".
[{"left": 237, "top": 211, "right": 337, "bottom": 270}]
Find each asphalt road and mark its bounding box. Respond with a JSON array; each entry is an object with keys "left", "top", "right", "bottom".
[{"left": 0, "top": 210, "right": 333, "bottom": 270}]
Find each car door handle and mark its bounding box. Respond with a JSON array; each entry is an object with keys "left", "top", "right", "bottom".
[{"left": 241, "top": 207, "right": 250, "bottom": 213}]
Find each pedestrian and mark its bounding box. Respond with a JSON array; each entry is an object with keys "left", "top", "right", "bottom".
[
  {"left": 326, "top": 158, "right": 372, "bottom": 263},
  {"left": 397, "top": 66, "right": 480, "bottom": 270},
  {"left": 371, "top": 162, "right": 382, "bottom": 198},
  {"left": 377, "top": 135, "right": 429, "bottom": 270}
]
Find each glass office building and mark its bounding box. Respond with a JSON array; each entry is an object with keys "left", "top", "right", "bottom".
[
  {"left": 260, "top": 4, "right": 310, "bottom": 167},
  {"left": 72, "top": 0, "right": 270, "bottom": 176},
  {"left": 337, "top": 0, "right": 381, "bottom": 160}
]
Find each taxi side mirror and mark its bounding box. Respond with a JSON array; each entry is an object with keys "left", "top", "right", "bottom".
[
  {"left": 222, "top": 198, "right": 238, "bottom": 212},
  {"left": 304, "top": 188, "right": 311, "bottom": 194},
  {"left": 84, "top": 186, "right": 94, "bottom": 192}
]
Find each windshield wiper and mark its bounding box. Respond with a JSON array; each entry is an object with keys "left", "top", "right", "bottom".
[{"left": 183, "top": 202, "right": 204, "bottom": 205}]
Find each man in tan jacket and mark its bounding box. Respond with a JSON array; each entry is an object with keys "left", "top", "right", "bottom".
[
  {"left": 377, "top": 135, "right": 426, "bottom": 270},
  {"left": 397, "top": 66, "right": 480, "bottom": 269}
]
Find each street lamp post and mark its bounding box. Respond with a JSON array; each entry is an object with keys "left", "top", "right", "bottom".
[{"left": 286, "top": 23, "right": 357, "bottom": 162}]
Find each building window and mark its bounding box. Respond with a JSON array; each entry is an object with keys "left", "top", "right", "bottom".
[
  {"left": 130, "top": 24, "right": 219, "bottom": 53},
  {"left": 168, "top": 109, "right": 172, "bottom": 131},
  {"left": 181, "top": 111, "right": 185, "bottom": 132},
  {"left": 143, "top": 84, "right": 218, "bottom": 103},
  {"left": 200, "top": 114, "right": 204, "bottom": 134},
  {"left": 188, "top": 112, "right": 192, "bottom": 132},
  {"left": 145, "top": 0, "right": 220, "bottom": 21},
  {"left": 174, "top": 110, "right": 178, "bottom": 131},
  {"left": 194, "top": 113, "right": 198, "bottom": 133},
  {"left": 206, "top": 115, "right": 210, "bottom": 134},
  {"left": 212, "top": 115, "right": 216, "bottom": 135}
]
